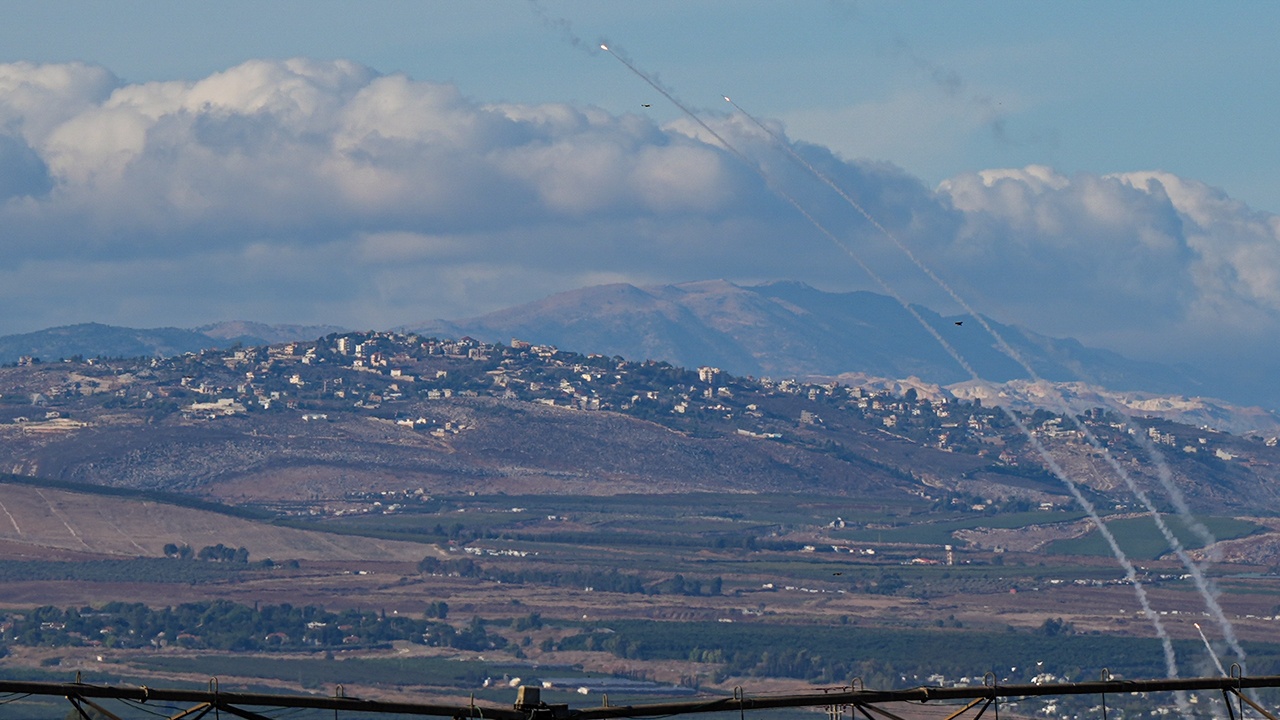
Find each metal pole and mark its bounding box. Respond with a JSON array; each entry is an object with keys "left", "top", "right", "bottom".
[{"left": 2, "top": 675, "right": 1277, "bottom": 720}]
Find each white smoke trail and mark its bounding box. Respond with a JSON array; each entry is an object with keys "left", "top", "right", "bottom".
[
  {"left": 723, "top": 95, "right": 1248, "bottom": 673},
  {"left": 1194, "top": 623, "right": 1228, "bottom": 677},
  {"left": 599, "top": 46, "right": 1188, "bottom": 702}
]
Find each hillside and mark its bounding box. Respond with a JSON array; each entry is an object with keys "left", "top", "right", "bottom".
[
  {"left": 0, "top": 332, "right": 1277, "bottom": 515},
  {"left": 0, "top": 476, "right": 430, "bottom": 562}
]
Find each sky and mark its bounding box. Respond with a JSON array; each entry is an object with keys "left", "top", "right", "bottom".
[{"left": 2, "top": 0, "right": 1280, "bottom": 388}]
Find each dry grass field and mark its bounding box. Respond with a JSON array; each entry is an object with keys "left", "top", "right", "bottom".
[{"left": 0, "top": 483, "right": 434, "bottom": 562}]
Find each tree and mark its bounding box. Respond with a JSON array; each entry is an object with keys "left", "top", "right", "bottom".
[
  {"left": 426, "top": 601, "right": 448, "bottom": 619},
  {"left": 513, "top": 612, "right": 542, "bottom": 631},
  {"left": 1039, "top": 617, "right": 1074, "bottom": 637}
]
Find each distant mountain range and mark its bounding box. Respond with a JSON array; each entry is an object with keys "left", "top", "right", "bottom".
[
  {"left": 0, "top": 321, "right": 344, "bottom": 364},
  {"left": 2, "top": 281, "right": 1270, "bottom": 432},
  {"left": 406, "top": 279, "right": 1207, "bottom": 397},
  {"left": 402, "top": 279, "right": 1280, "bottom": 431}
]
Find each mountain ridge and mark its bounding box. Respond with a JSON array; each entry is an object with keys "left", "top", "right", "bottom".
[
  {"left": 1, "top": 281, "right": 1268, "bottom": 432},
  {"left": 406, "top": 279, "right": 1207, "bottom": 398}
]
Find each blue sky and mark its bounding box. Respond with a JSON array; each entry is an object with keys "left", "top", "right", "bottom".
[{"left": 2, "top": 0, "right": 1280, "bottom": 387}]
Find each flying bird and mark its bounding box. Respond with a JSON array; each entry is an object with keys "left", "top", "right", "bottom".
[
  {"left": 641, "top": 104, "right": 651, "bottom": 107},
  {"left": 832, "top": 572, "right": 843, "bottom": 576},
  {"left": 954, "top": 321, "right": 963, "bottom": 326}
]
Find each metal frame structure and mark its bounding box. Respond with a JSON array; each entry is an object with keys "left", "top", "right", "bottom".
[{"left": 1, "top": 673, "right": 1278, "bottom": 720}]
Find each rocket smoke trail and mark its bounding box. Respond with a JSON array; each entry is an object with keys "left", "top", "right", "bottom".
[
  {"left": 599, "top": 44, "right": 1188, "bottom": 701},
  {"left": 1195, "top": 623, "right": 1228, "bottom": 677},
  {"left": 722, "top": 95, "right": 1248, "bottom": 674}
]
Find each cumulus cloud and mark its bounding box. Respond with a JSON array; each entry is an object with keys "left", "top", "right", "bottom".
[
  {"left": 0, "top": 57, "right": 836, "bottom": 327},
  {"left": 2, "top": 57, "right": 1280, "bottom": 390},
  {"left": 935, "top": 167, "right": 1194, "bottom": 341},
  {"left": 0, "top": 61, "right": 119, "bottom": 144},
  {"left": 931, "top": 166, "right": 1280, "bottom": 365}
]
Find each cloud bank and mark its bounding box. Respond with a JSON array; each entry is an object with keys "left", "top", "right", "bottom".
[{"left": 2, "top": 58, "right": 1278, "bottom": 388}]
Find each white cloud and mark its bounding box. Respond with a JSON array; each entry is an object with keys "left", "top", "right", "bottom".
[
  {"left": 0, "top": 59, "right": 822, "bottom": 325},
  {"left": 934, "top": 166, "right": 1280, "bottom": 365},
  {"left": 3, "top": 57, "right": 1280, "bottom": 387},
  {"left": 1116, "top": 171, "right": 1280, "bottom": 325},
  {"left": 0, "top": 61, "right": 119, "bottom": 144}
]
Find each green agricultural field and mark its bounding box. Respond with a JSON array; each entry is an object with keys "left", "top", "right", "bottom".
[
  {"left": 830, "top": 510, "right": 1087, "bottom": 546},
  {"left": 0, "top": 558, "right": 252, "bottom": 584},
  {"left": 554, "top": 619, "right": 1280, "bottom": 687},
  {"left": 318, "top": 492, "right": 927, "bottom": 539},
  {"left": 1043, "top": 515, "right": 1263, "bottom": 560}
]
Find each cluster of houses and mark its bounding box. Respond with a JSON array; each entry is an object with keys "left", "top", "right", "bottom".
[{"left": 0, "top": 331, "right": 1262, "bottom": 476}]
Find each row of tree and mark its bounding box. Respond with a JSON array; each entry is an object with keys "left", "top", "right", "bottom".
[
  {"left": 161, "top": 543, "right": 250, "bottom": 562},
  {"left": 545, "top": 618, "right": 1267, "bottom": 687},
  {"left": 0, "top": 600, "right": 503, "bottom": 652}
]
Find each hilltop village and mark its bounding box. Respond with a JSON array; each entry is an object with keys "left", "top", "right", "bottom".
[
  {"left": 8, "top": 331, "right": 1105, "bottom": 451},
  {"left": 1, "top": 331, "right": 1273, "bottom": 516}
]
